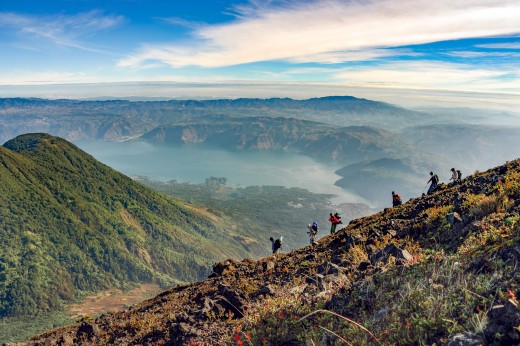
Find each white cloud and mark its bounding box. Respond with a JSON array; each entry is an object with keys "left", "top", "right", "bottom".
[
  {"left": 118, "top": 0, "right": 520, "bottom": 68},
  {"left": 288, "top": 49, "right": 420, "bottom": 64},
  {"left": 0, "top": 11, "right": 124, "bottom": 51}
]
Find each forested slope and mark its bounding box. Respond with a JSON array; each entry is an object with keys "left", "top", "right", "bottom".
[{"left": 0, "top": 133, "right": 253, "bottom": 320}]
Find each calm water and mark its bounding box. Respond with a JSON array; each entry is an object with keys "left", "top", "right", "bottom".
[{"left": 75, "top": 140, "right": 366, "bottom": 204}]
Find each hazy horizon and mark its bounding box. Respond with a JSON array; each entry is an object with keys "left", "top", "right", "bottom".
[{"left": 2, "top": 82, "right": 520, "bottom": 113}]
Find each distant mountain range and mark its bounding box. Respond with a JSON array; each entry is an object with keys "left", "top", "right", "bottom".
[
  {"left": 1, "top": 97, "right": 519, "bottom": 208},
  {"left": 0, "top": 96, "right": 428, "bottom": 143}
]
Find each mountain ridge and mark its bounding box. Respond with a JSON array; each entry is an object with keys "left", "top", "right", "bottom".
[{"left": 18, "top": 157, "right": 520, "bottom": 345}]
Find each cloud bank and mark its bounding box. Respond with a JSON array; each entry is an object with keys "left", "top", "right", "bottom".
[{"left": 118, "top": 0, "right": 520, "bottom": 68}]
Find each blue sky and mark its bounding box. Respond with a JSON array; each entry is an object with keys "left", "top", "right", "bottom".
[{"left": 0, "top": 0, "right": 519, "bottom": 108}]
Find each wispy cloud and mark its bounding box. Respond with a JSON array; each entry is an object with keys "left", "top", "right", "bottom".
[
  {"left": 118, "top": 0, "right": 520, "bottom": 68},
  {"left": 159, "top": 17, "right": 204, "bottom": 30},
  {"left": 0, "top": 10, "right": 124, "bottom": 52},
  {"left": 443, "top": 51, "right": 520, "bottom": 58},
  {"left": 476, "top": 42, "right": 520, "bottom": 49},
  {"left": 335, "top": 61, "right": 520, "bottom": 92}
]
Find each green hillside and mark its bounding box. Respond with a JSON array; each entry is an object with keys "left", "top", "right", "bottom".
[{"left": 0, "top": 133, "right": 253, "bottom": 320}]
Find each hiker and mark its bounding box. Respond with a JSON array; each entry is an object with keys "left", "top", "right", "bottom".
[
  {"left": 427, "top": 171, "right": 439, "bottom": 195},
  {"left": 328, "top": 212, "right": 340, "bottom": 234},
  {"left": 392, "top": 191, "right": 402, "bottom": 207},
  {"left": 334, "top": 212, "right": 343, "bottom": 224},
  {"left": 270, "top": 237, "right": 282, "bottom": 254},
  {"left": 307, "top": 221, "right": 318, "bottom": 244},
  {"left": 449, "top": 168, "right": 458, "bottom": 184},
  {"left": 456, "top": 169, "right": 462, "bottom": 184}
]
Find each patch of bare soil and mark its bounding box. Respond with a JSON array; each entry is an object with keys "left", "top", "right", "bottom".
[{"left": 68, "top": 283, "right": 161, "bottom": 319}]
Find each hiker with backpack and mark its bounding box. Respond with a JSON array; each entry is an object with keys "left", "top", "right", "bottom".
[
  {"left": 307, "top": 221, "right": 318, "bottom": 244},
  {"left": 328, "top": 212, "right": 340, "bottom": 234},
  {"left": 449, "top": 168, "right": 458, "bottom": 185},
  {"left": 427, "top": 171, "right": 439, "bottom": 195},
  {"left": 456, "top": 169, "right": 462, "bottom": 184},
  {"left": 334, "top": 212, "right": 343, "bottom": 225},
  {"left": 392, "top": 191, "right": 402, "bottom": 207},
  {"left": 270, "top": 237, "right": 282, "bottom": 254}
]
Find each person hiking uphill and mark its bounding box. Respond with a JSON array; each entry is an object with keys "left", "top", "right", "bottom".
[
  {"left": 270, "top": 237, "right": 282, "bottom": 254},
  {"left": 456, "top": 169, "right": 462, "bottom": 184},
  {"left": 427, "top": 171, "right": 439, "bottom": 194},
  {"left": 328, "top": 212, "right": 340, "bottom": 234},
  {"left": 392, "top": 191, "right": 402, "bottom": 207},
  {"left": 307, "top": 221, "right": 318, "bottom": 244},
  {"left": 449, "top": 168, "right": 458, "bottom": 185},
  {"left": 334, "top": 212, "right": 343, "bottom": 225}
]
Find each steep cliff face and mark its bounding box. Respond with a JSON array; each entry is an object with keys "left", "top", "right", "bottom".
[{"left": 21, "top": 159, "right": 520, "bottom": 345}]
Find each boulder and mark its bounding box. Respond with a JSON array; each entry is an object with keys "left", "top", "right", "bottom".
[
  {"left": 370, "top": 244, "right": 413, "bottom": 265},
  {"left": 76, "top": 322, "right": 99, "bottom": 341},
  {"left": 358, "top": 261, "right": 371, "bottom": 271},
  {"left": 57, "top": 334, "right": 74, "bottom": 346},
  {"left": 263, "top": 261, "right": 275, "bottom": 272},
  {"left": 446, "top": 332, "right": 486, "bottom": 346},
  {"left": 209, "top": 259, "right": 239, "bottom": 277},
  {"left": 317, "top": 262, "right": 347, "bottom": 275},
  {"left": 215, "top": 284, "right": 249, "bottom": 318},
  {"left": 255, "top": 284, "right": 276, "bottom": 297},
  {"left": 446, "top": 212, "right": 463, "bottom": 227},
  {"left": 484, "top": 302, "right": 520, "bottom": 344}
]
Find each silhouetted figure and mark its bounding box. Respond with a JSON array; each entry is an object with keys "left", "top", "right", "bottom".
[
  {"left": 270, "top": 237, "right": 282, "bottom": 254},
  {"left": 392, "top": 191, "right": 402, "bottom": 207},
  {"left": 427, "top": 171, "right": 439, "bottom": 194}
]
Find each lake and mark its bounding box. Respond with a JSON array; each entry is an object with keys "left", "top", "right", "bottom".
[{"left": 75, "top": 140, "right": 366, "bottom": 204}]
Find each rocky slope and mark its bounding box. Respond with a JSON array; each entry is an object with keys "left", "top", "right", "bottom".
[{"left": 18, "top": 158, "right": 520, "bottom": 345}]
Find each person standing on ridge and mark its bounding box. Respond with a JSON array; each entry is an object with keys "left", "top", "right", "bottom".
[
  {"left": 392, "top": 191, "right": 402, "bottom": 207},
  {"left": 328, "top": 212, "right": 340, "bottom": 234},
  {"left": 307, "top": 221, "right": 318, "bottom": 244},
  {"left": 270, "top": 237, "right": 282, "bottom": 254},
  {"left": 427, "top": 171, "right": 439, "bottom": 195}
]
